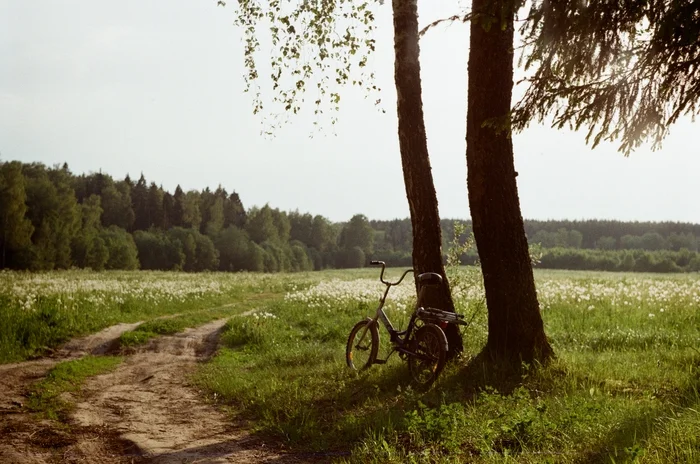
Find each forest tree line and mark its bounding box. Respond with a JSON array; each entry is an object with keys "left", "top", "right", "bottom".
[
  {"left": 1, "top": 161, "right": 699, "bottom": 273},
  {"left": 372, "top": 219, "right": 700, "bottom": 272}
]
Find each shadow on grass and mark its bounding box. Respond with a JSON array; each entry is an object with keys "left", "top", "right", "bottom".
[
  {"left": 210, "top": 340, "right": 700, "bottom": 463},
  {"left": 574, "top": 362, "right": 700, "bottom": 464},
  {"left": 452, "top": 352, "right": 700, "bottom": 463},
  {"left": 148, "top": 434, "right": 346, "bottom": 463},
  {"left": 236, "top": 352, "right": 542, "bottom": 453}
]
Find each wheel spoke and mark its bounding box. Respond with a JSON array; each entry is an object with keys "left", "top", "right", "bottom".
[
  {"left": 407, "top": 324, "right": 447, "bottom": 387},
  {"left": 346, "top": 320, "right": 378, "bottom": 371}
]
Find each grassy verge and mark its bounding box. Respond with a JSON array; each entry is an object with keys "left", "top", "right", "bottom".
[
  {"left": 0, "top": 270, "right": 312, "bottom": 363},
  {"left": 195, "top": 270, "right": 700, "bottom": 463},
  {"left": 118, "top": 296, "right": 280, "bottom": 347},
  {"left": 26, "top": 355, "right": 123, "bottom": 421}
]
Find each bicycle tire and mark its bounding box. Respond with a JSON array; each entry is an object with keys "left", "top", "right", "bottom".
[
  {"left": 346, "top": 319, "right": 379, "bottom": 371},
  {"left": 407, "top": 323, "right": 447, "bottom": 387}
]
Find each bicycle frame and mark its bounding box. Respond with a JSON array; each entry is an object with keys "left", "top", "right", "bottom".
[
  {"left": 364, "top": 262, "right": 434, "bottom": 364},
  {"left": 373, "top": 268, "right": 413, "bottom": 338}
]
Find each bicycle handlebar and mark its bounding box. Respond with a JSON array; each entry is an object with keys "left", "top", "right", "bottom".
[{"left": 371, "top": 260, "right": 413, "bottom": 286}]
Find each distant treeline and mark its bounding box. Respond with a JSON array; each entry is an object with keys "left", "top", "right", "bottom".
[
  {"left": 371, "top": 219, "right": 700, "bottom": 272},
  {"left": 1, "top": 161, "right": 699, "bottom": 273},
  {"left": 0, "top": 161, "right": 376, "bottom": 273}
]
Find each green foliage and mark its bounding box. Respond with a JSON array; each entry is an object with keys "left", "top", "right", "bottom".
[
  {"left": 621, "top": 233, "right": 670, "bottom": 251},
  {"left": 85, "top": 236, "right": 109, "bottom": 271},
  {"left": 193, "top": 232, "right": 220, "bottom": 271},
  {"left": 261, "top": 240, "right": 293, "bottom": 272},
  {"left": 223, "top": 191, "right": 247, "bottom": 229},
  {"left": 539, "top": 247, "right": 699, "bottom": 273},
  {"left": 100, "top": 182, "right": 135, "bottom": 230},
  {"left": 22, "top": 164, "right": 78, "bottom": 270},
  {"left": 668, "top": 232, "right": 698, "bottom": 252},
  {"left": 215, "top": 226, "right": 259, "bottom": 271},
  {"left": 99, "top": 226, "right": 139, "bottom": 270},
  {"left": 167, "top": 227, "right": 220, "bottom": 272},
  {"left": 246, "top": 239, "right": 266, "bottom": 271},
  {"left": 182, "top": 190, "right": 202, "bottom": 230},
  {"left": 72, "top": 194, "right": 103, "bottom": 267},
  {"left": 134, "top": 229, "right": 185, "bottom": 270},
  {"left": 290, "top": 242, "right": 313, "bottom": 271},
  {"left": 0, "top": 161, "right": 34, "bottom": 268},
  {"left": 340, "top": 214, "right": 374, "bottom": 257},
  {"left": 245, "top": 205, "right": 291, "bottom": 245},
  {"left": 171, "top": 185, "right": 186, "bottom": 228},
  {"left": 204, "top": 194, "right": 224, "bottom": 236},
  {"left": 596, "top": 235, "right": 618, "bottom": 250},
  {"left": 2, "top": 161, "right": 699, "bottom": 275},
  {"left": 532, "top": 228, "right": 583, "bottom": 249},
  {"left": 222, "top": 0, "right": 382, "bottom": 129},
  {"left": 46, "top": 166, "right": 80, "bottom": 269},
  {"left": 336, "top": 246, "right": 366, "bottom": 269},
  {"left": 515, "top": 0, "right": 700, "bottom": 153},
  {"left": 147, "top": 182, "right": 165, "bottom": 229},
  {"left": 131, "top": 174, "right": 150, "bottom": 231}
]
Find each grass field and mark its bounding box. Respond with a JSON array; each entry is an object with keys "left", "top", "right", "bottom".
[
  {"left": 2, "top": 267, "right": 699, "bottom": 462},
  {"left": 0, "top": 269, "right": 320, "bottom": 362},
  {"left": 194, "top": 268, "right": 700, "bottom": 463}
]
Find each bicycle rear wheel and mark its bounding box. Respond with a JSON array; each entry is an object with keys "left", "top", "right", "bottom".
[
  {"left": 346, "top": 319, "right": 379, "bottom": 370},
  {"left": 408, "top": 323, "right": 447, "bottom": 387}
]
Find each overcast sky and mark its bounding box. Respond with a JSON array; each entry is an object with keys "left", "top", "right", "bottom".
[{"left": 2, "top": 0, "right": 698, "bottom": 223}]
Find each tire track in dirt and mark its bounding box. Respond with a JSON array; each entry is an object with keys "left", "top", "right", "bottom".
[
  {"left": 0, "top": 304, "right": 318, "bottom": 463},
  {"left": 69, "top": 318, "right": 311, "bottom": 463},
  {"left": 0, "top": 322, "right": 143, "bottom": 412},
  {"left": 0, "top": 302, "right": 238, "bottom": 412},
  {"left": 0, "top": 322, "right": 144, "bottom": 464}
]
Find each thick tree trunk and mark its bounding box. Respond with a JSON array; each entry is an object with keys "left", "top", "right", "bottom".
[
  {"left": 392, "top": 0, "right": 463, "bottom": 356},
  {"left": 466, "top": 0, "right": 553, "bottom": 363}
]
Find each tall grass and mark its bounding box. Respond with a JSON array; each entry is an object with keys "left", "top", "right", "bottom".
[
  {"left": 195, "top": 268, "right": 700, "bottom": 463},
  {"left": 0, "top": 270, "right": 320, "bottom": 363}
]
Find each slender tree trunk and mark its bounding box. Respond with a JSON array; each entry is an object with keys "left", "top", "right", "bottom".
[
  {"left": 392, "top": 0, "right": 463, "bottom": 356},
  {"left": 466, "top": 0, "right": 553, "bottom": 363},
  {"left": 2, "top": 225, "right": 6, "bottom": 269}
]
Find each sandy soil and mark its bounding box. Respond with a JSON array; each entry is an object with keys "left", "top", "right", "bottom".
[{"left": 0, "top": 318, "right": 319, "bottom": 463}]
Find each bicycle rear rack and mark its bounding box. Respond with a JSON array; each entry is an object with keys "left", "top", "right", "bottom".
[{"left": 417, "top": 307, "right": 468, "bottom": 325}]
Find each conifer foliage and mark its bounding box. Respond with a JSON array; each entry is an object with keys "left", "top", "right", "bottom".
[
  {"left": 515, "top": 0, "right": 700, "bottom": 153},
  {"left": 0, "top": 162, "right": 361, "bottom": 272},
  {"left": 1, "top": 161, "right": 698, "bottom": 273}
]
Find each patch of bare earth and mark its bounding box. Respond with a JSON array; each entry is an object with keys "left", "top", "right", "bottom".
[
  {"left": 0, "top": 322, "right": 143, "bottom": 463},
  {"left": 1, "top": 316, "right": 322, "bottom": 463},
  {"left": 69, "top": 319, "right": 314, "bottom": 463}
]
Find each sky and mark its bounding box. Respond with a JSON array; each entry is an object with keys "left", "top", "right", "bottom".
[{"left": 1, "top": 0, "right": 698, "bottom": 224}]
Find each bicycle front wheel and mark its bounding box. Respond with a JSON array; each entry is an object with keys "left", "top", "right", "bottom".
[
  {"left": 408, "top": 323, "right": 447, "bottom": 387},
  {"left": 346, "top": 319, "right": 379, "bottom": 370}
]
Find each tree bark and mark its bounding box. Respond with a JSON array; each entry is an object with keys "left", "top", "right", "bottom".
[
  {"left": 392, "top": 0, "right": 463, "bottom": 356},
  {"left": 466, "top": 0, "right": 553, "bottom": 363}
]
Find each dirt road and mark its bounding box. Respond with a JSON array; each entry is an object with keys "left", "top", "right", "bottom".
[{"left": 0, "top": 319, "right": 313, "bottom": 463}]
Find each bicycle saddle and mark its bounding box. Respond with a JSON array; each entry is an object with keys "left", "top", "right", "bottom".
[{"left": 417, "top": 272, "right": 443, "bottom": 286}]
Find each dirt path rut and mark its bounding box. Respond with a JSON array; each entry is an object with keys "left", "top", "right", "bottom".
[
  {"left": 0, "top": 322, "right": 142, "bottom": 413},
  {"left": 0, "top": 322, "right": 143, "bottom": 463},
  {"left": 0, "top": 318, "right": 314, "bottom": 463},
  {"left": 72, "top": 319, "right": 295, "bottom": 463}
]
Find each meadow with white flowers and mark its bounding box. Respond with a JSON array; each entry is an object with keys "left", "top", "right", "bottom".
[
  {"left": 196, "top": 267, "right": 700, "bottom": 463},
  {"left": 2, "top": 267, "right": 699, "bottom": 462},
  {"left": 0, "top": 269, "right": 314, "bottom": 362}
]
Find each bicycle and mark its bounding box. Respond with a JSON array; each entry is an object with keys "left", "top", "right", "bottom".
[{"left": 345, "top": 260, "right": 467, "bottom": 387}]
